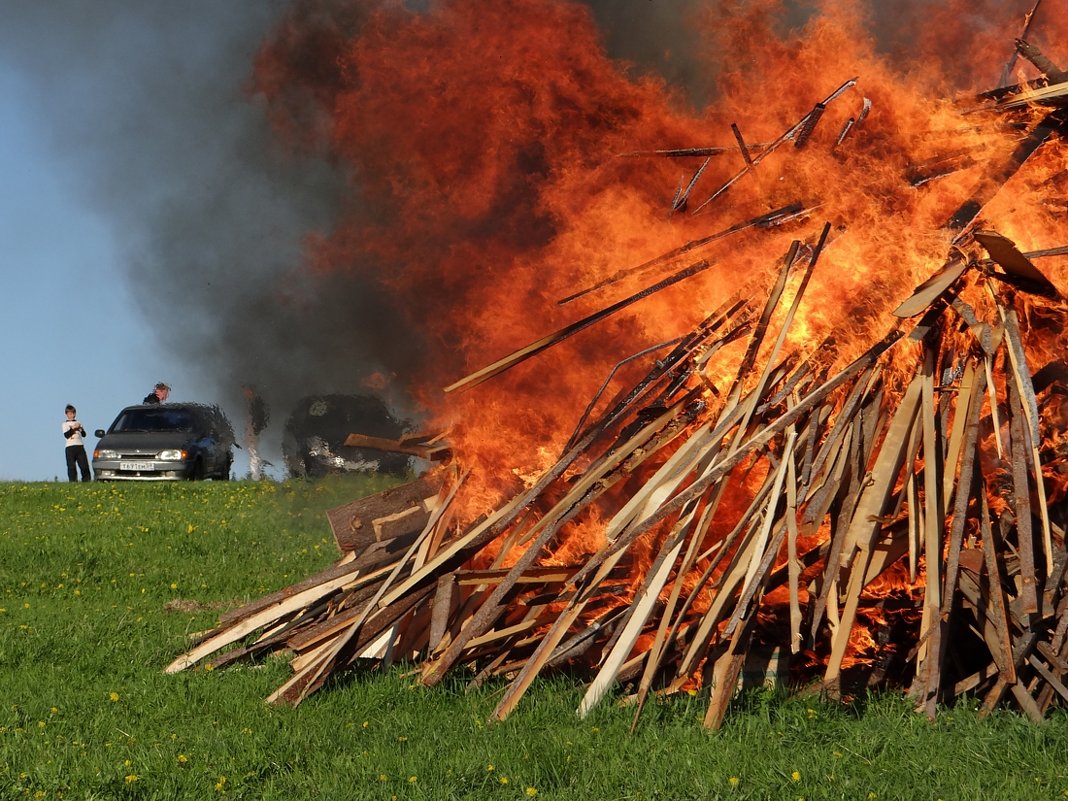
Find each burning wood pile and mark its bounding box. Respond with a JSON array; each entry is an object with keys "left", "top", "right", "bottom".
[{"left": 169, "top": 28, "right": 1068, "bottom": 727}]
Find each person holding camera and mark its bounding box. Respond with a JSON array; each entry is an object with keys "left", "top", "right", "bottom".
[{"left": 62, "top": 404, "right": 91, "bottom": 482}]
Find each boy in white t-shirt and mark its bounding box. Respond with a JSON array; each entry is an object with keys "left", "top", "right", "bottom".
[{"left": 62, "top": 404, "right": 91, "bottom": 482}]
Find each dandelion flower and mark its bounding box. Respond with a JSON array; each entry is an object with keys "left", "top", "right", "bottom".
[
  {"left": 499, "top": 776, "right": 510, "bottom": 785},
  {"left": 178, "top": 754, "right": 189, "bottom": 764},
  {"left": 526, "top": 788, "right": 538, "bottom": 797},
  {"left": 728, "top": 777, "right": 739, "bottom": 787},
  {"left": 791, "top": 770, "right": 801, "bottom": 782},
  {"left": 408, "top": 776, "right": 417, "bottom": 783},
  {"left": 109, "top": 692, "right": 120, "bottom": 702},
  {"left": 125, "top": 774, "right": 140, "bottom": 783}
]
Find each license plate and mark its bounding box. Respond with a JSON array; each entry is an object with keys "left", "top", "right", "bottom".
[{"left": 120, "top": 461, "right": 155, "bottom": 471}]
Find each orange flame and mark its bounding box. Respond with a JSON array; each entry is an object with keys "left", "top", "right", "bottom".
[{"left": 252, "top": 3, "right": 1068, "bottom": 680}]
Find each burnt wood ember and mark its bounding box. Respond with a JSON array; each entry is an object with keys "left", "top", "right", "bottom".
[{"left": 170, "top": 49, "right": 1068, "bottom": 729}]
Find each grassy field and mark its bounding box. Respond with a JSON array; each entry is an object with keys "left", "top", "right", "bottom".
[{"left": 1, "top": 478, "right": 1067, "bottom": 800}]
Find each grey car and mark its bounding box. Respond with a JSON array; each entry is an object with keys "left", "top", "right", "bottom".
[{"left": 92, "top": 403, "right": 234, "bottom": 481}]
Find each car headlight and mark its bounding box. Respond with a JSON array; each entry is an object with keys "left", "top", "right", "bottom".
[
  {"left": 94, "top": 449, "right": 119, "bottom": 460},
  {"left": 158, "top": 449, "right": 187, "bottom": 461}
]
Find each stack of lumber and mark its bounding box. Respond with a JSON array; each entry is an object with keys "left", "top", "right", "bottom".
[{"left": 168, "top": 51, "right": 1068, "bottom": 728}]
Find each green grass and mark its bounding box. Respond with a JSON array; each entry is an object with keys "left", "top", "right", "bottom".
[{"left": 1, "top": 479, "right": 1067, "bottom": 800}]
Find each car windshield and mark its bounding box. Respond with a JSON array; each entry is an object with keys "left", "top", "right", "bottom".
[{"left": 111, "top": 408, "right": 195, "bottom": 433}]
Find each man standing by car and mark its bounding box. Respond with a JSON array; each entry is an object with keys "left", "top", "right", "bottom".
[
  {"left": 62, "top": 404, "right": 91, "bottom": 482},
  {"left": 143, "top": 382, "right": 170, "bottom": 404}
]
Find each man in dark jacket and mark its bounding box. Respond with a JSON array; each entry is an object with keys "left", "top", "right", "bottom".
[{"left": 143, "top": 382, "right": 170, "bottom": 404}]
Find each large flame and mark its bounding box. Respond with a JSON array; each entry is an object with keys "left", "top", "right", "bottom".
[{"left": 252, "top": 0, "right": 1068, "bottom": 555}]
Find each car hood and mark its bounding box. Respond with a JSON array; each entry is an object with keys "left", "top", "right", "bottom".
[{"left": 96, "top": 431, "right": 200, "bottom": 452}]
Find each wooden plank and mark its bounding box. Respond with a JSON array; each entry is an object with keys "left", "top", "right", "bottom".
[
  {"left": 326, "top": 473, "right": 443, "bottom": 553},
  {"left": 918, "top": 342, "right": 944, "bottom": 716},
  {"left": 893, "top": 253, "right": 967, "bottom": 318},
  {"left": 974, "top": 230, "right": 1061, "bottom": 298},
  {"left": 164, "top": 566, "right": 367, "bottom": 673},
  {"left": 577, "top": 526, "right": 687, "bottom": 717},
  {"left": 1007, "top": 375, "right": 1040, "bottom": 614},
  {"left": 1000, "top": 303, "right": 1054, "bottom": 568},
  {"left": 343, "top": 432, "right": 450, "bottom": 460},
  {"left": 215, "top": 555, "right": 357, "bottom": 629},
  {"left": 823, "top": 371, "right": 924, "bottom": 690}
]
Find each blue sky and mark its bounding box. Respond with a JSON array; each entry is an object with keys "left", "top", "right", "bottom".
[
  {"left": 0, "top": 67, "right": 172, "bottom": 481},
  {"left": 0, "top": 5, "right": 295, "bottom": 482}
]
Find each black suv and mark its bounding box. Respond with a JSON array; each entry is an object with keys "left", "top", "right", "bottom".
[
  {"left": 282, "top": 394, "right": 410, "bottom": 479},
  {"left": 92, "top": 403, "right": 234, "bottom": 481}
]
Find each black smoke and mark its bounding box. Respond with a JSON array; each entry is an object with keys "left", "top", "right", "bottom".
[{"left": 0, "top": 1, "right": 717, "bottom": 474}]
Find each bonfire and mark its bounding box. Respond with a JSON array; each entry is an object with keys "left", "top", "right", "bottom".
[{"left": 170, "top": 0, "right": 1068, "bottom": 727}]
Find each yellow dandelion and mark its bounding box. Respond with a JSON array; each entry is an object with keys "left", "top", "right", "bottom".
[
  {"left": 37, "top": 720, "right": 45, "bottom": 729},
  {"left": 214, "top": 775, "right": 227, "bottom": 792},
  {"left": 526, "top": 788, "right": 538, "bottom": 797},
  {"left": 867, "top": 794, "right": 876, "bottom": 800},
  {"left": 170, "top": 582, "right": 178, "bottom": 590},
  {"left": 486, "top": 764, "right": 495, "bottom": 772},
  {"left": 34, "top": 792, "right": 46, "bottom": 801},
  {"left": 125, "top": 774, "right": 140, "bottom": 783},
  {"left": 362, "top": 720, "right": 369, "bottom": 728},
  {"left": 378, "top": 774, "right": 388, "bottom": 782},
  {"left": 178, "top": 754, "right": 188, "bottom": 764},
  {"left": 50, "top": 707, "right": 59, "bottom": 715},
  {"left": 499, "top": 776, "right": 510, "bottom": 785},
  {"left": 791, "top": 770, "right": 801, "bottom": 782},
  {"left": 124, "top": 759, "right": 132, "bottom": 768},
  {"left": 728, "top": 777, "right": 739, "bottom": 787},
  {"left": 109, "top": 692, "right": 120, "bottom": 702},
  {"left": 408, "top": 775, "right": 417, "bottom": 783}
]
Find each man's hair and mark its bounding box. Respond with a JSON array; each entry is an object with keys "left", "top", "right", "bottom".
[
  {"left": 65, "top": 404, "right": 76, "bottom": 413},
  {"left": 155, "top": 382, "right": 171, "bottom": 391}
]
